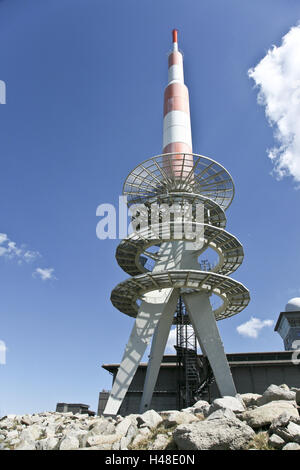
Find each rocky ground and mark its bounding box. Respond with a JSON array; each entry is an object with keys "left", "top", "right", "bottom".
[{"left": 1, "top": 384, "right": 300, "bottom": 450}]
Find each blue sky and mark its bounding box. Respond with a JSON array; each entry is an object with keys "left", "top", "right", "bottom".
[{"left": 1, "top": 0, "right": 300, "bottom": 415}]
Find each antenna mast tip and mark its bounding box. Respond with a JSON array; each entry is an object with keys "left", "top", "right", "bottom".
[{"left": 172, "top": 29, "right": 178, "bottom": 43}]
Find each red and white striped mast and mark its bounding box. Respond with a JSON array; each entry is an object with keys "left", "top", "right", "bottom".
[{"left": 163, "top": 30, "right": 193, "bottom": 177}]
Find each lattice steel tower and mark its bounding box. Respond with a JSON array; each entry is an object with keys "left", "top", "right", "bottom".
[{"left": 104, "top": 30, "right": 250, "bottom": 416}]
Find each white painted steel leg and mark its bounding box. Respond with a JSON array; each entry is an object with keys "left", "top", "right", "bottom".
[
  {"left": 103, "top": 288, "right": 174, "bottom": 416},
  {"left": 183, "top": 292, "right": 236, "bottom": 397},
  {"left": 139, "top": 289, "right": 180, "bottom": 413}
]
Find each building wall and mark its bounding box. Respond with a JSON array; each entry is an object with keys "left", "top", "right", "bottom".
[
  {"left": 56, "top": 403, "right": 91, "bottom": 415},
  {"left": 97, "top": 391, "right": 110, "bottom": 416},
  {"left": 232, "top": 364, "right": 300, "bottom": 394},
  {"left": 118, "top": 367, "right": 178, "bottom": 415},
  {"left": 100, "top": 353, "right": 300, "bottom": 416}
]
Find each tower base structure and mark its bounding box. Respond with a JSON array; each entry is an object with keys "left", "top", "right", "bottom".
[{"left": 104, "top": 290, "right": 236, "bottom": 416}]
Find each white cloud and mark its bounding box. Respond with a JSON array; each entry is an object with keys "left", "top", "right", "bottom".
[
  {"left": 0, "top": 246, "right": 7, "bottom": 256},
  {"left": 0, "top": 340, "right": 7, "bottom": 365},
  {"left": 248, "top": 24, "right": 300, "bottom": 183},
  {"left": 33, "top": 267, "right": 57, "bottom": 281},
  {"left": 145, "top": 325, "right": 203, "bottom": 358},
  {"left": 165, "top": 327, "right": 177, "bottom": 353},
  {"left": 0, "top": 233, "right": 8, "bottom": 244},
  {"left": 0, "top": 233, "right": 56, "bottom": 282},
  {"left": 0, "top": 233, "right": 40, "bottom": 263},
  {"left": 23, "top": 250, "right": 40, "bottom": 262},
  {"left": 7, "top": 241, "right": 22, "bottom": 258},
  {"left": 144, "top": 327, "right": 177, "bottom": 358},
  {"left": 164, "top": 327, "right": 201, "bottom": 353},
  {"left": 237, "top": 317, "right": 274, "bottom": 339}
]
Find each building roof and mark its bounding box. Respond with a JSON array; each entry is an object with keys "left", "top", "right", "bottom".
[
  {"left": 102, "top": 351, "right": 297, "bottom": 373},
  {"left": 56, "top": 403, "right": 90, "bottom": 407}
]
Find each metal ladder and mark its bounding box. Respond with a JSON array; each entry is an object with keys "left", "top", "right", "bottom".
[{"left": 175, "top": 297, "right": 215, "bottom": 408}]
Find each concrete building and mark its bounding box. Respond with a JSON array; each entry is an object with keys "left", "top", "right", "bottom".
[
  {"left": 56, "top": 403, "right": 95, "bottom": 416},
  {"left": 275, "top": 298, "right": 300, "bottom": 351},
  {"left": 100, "top": 350, "right": 300, "bottom": 416}
]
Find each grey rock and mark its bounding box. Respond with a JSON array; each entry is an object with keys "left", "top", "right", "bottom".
[
  {"left": 286, "top": 422, "right": 300, "bottom": 443},
  {"left": 115, "top": 416, "right": 135, "bottom": 435},
  {"left": 173, "top": 417, "right": 254, "bottom": 450},
  {"left": 88, "top": 417, "right": 106, "bottom": 427},
  {"left": 180, "top": 407, "right": 196, "bottom": 414},
  {"left": 66, "top": 429, "right": 88, "bottom": 447},
  {"left": 137, "top": 410, "right": 163, "bottom": 430},
  {"left": 44, "top": 424, "right": 58, "bottom": 438},
  {"left": 0, "top": 418, "right": 16, "bottom": 430},
  {"left": 206, "top": 408, "right": 236, "bottom": 421},
  {"left": 119, "top": 436, "right": 130, "bottom": 450},
  {"left": 258, "top": 384, "right": 296, "bottom": 406},
  {"left": 89, "top": 418, "right": 115, "bottom": 436},
  {"left": 86, "top": 433, "right": 122, "bottom": 448},
  {"left": 240, "top": 393, "right": 262, "bottom": 408},
  {"left": 60, "top": 412, "right": 73, "bottom": 417},
  {"left": 115, "top": 424, "right": 138, "bottom": 449},
  {"left": 240, "top": 401, "right": 299, "bottom": 429},
  {"left": 77, "top": 430, "right": 93, "bottom": 448},
  {"left": 6, "top": 414, "right": 17, "bottom": 420},
  {"left": 126, "top": 414, "right": 140, "bottom": 425},
  {"left": 19, "top": 424, "right": 42, "bottom": 441},
  {"left": 282, "top": 442, "right": 300, "bottom": 450},
  {"left": 208, "top": 396, "right": 245, "bottom": 415},
  {"left": 274, "top": 421, "right": 300, "bottom": 444},
  {"left": 14, "top": 439, "right": 36, "bottom": 450},
  {"left": 6, "top": 430, "right": 19, "bottom": 440},
  {"left": 270, "top": 411, "right": 293, "bottom": 432},
  {"left": 268, "top": 434, "right": 285, "bottom": 449},
  {"left": 191, "top": 400, "right": 210, "bottom": 415},
  {"left": 9, "top": 438, "right": 21, "bottom": 447},
  {"left": 279, "top": 384, "right": 290, "bottom": 391},
  {"left": 36, "top": 437, "right": 59, "bottom": 450},
  {"left": 59, "top": 436, "right": 80, "bottom": 450},
  {"left": 76, "top": 444, "right": 113, "bottom": 450},
  {"left": 131, "top": 427, "right": 152, "bottom": 447},
  {"left": 296, "top": 390, "right": 300, "bottom": 406},
  {"left": 111, "top": 440, "right": 120, "bottom": 450},
  {"left": 148, "top": 433, "right": 170, "bottom": 450},
  {"left": 54, "top": 424, "right": 65, "bottom": 434},
  {"left": 30, "top": 415, "right": 44, "bottom": 424},
  {"left": 161, "top": 410, "right": 198, "bottom": 428},
  {"left": 21, "top": 415, "right": 33, "bottom": 426},
  {"left": 97, "top": 422, "right": 116, "bottom": 435},
  {"left": 126, "top": 423, "right": 138, "bottom": 440}
]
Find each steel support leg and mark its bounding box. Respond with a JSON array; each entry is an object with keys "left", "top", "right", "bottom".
[
  {"left": 103, "top": 288, "right": 174, "bottom": 416},
  {"left": 183, "top": 292, "right": 236, "bottom": 397},
  {"left": 139, "top": 289, "right": 179, "bottom": 413}
]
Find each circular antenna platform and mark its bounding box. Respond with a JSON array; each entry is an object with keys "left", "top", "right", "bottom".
[
  {"left": 111, "top": 269, "right": 250, "bottom": 322},
  {"left": 123, "top": 153, "right": 235, "bottom": 210}
]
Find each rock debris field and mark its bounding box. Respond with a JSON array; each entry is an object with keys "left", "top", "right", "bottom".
[{"left": 1, "top": 384, "right": 300, "bottom": 450}]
